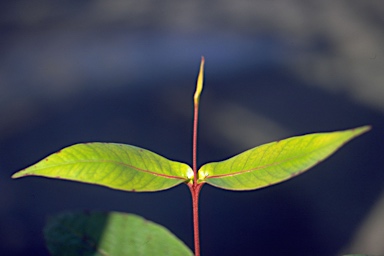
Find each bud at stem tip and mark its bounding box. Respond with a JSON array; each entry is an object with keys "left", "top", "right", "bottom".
[{"left": 194, "top": 57, "right": 205, "bottom": 105}]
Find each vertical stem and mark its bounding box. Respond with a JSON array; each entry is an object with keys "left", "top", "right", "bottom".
[
  {"left": 190, "top": 184, "right": 202, "bottom": 256},
  {"left": 191, "top": 84, "right": 201, "bottom": 256},
  {"left": 192, "top": 103, "right": 199, "bottom": 184},
  {"left": 193, "top": 56, "right": 204, "bottom": 184},
  {"left": 191, "top": 57, "right": 205, "bottom": 256}
]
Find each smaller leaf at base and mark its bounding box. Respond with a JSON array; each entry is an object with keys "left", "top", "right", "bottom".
[
  {"left": 198, "top": 126, "right": 370, "bottom": 191},
  {"left": 44, "top": 210, "right": 193, "bottom": 256}
]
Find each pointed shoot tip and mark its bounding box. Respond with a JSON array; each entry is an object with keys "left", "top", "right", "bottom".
[{"left": 194, "top": 57, "right": 205, "bottom": 105}]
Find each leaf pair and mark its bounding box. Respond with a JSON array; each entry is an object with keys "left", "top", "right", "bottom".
[
  {"left": 11, "top": 57, "right": 371, "bottom": 256},
  {"left": 12, "top": 125, "right": 370, "bottom": 192}
]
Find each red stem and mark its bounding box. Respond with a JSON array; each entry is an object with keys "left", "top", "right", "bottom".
[
  {"left": 190, "top": 95, "right": 203, "bottom": 256},
  {"left": 189, "top": 183, "right": 202, "bottom": 256},
  {"left": 193, "top": 104, "right": 199, "bottom": 184},
  {"left": 190, "top": 57, "right": 204, "bottom": 256}
]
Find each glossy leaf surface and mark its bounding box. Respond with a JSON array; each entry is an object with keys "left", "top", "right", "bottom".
[
  {"left": 12, "top": 143, "right": 193, "bottom": 192},
  {"left": 44, "top": 211, "right": 193, "bottom": 256},
  {"left": 198, "top": 126, "right": 370, "bottom": 190}
]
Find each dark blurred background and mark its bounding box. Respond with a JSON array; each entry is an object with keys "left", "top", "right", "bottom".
[{"left": 1, "top": 1, "right": 384, "bottom": 255}]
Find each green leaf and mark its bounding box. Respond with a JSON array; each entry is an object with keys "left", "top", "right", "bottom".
[
  {"left": 44, "top": 210, "right": 193, "bottom": 256},
  {"left": 12, "top": 143, "right": 193, "bottom": 192},
  {"left": 198, "top": 126, "right": 370, "bottom": 191}
]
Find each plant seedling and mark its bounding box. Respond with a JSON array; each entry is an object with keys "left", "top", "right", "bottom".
[{"left": 12, "top": 57, "right": 370, "bottom": 256}]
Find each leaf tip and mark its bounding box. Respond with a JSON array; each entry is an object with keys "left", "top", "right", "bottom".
[
  {"left": 11, "top": 170, "right": 26, "bottom": 179},
  {"left": 358, "top": 125, "right": 371, "bottom": 133},
  {"left": 351, "top": 125, "right": 371, "bottom": 138}
]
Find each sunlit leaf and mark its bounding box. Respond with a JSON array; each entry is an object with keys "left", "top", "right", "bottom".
[
  {"left": 12, "top": 143, "right": 193, "bottom": 192},
  {"left": 198, "top": 126, "right": 370, "bottom": 190},
  {"left": 44, "top": 210, "right": 193, "bottom": 256}
]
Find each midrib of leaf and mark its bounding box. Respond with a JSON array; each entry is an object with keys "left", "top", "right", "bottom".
[
  {"left": 205, "top": 135, "right": 347, "bottom": 179},
  {"left": 28, "top": 159, "right": 186, "bottom": 180}
]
